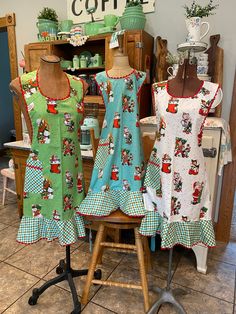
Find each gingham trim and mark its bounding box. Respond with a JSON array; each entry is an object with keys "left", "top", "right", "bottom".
[
  {"left": 94, "top": 139, "right": 110, "bottom": 169},
  {"left": 139, "top": 211, "right": 215, "bottom": 249},
  {"left": 78, "top": 190, "right": 146, "bottom": 217},
  {"left": 17, "top": 214, "right": 86, "bottom": 246},
  {"left": 24, "top": 159, "right": 44, "bottom": 193},
  {"left": 144, "top": 160, "right": 161, "bottom": 190}
]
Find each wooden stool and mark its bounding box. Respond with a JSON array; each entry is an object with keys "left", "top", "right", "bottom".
[
  {"left": 0, "top": 168, "right": 16, "bottom": 206},
  {"left": 81, "top": 210, "right": 150, "bottom": 312}
]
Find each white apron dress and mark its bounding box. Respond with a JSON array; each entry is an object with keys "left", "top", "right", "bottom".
[{"left": 140, "top": 80, "right": 221, "bottom": 249}]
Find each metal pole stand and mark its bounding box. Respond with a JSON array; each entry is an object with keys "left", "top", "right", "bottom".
[
  {"left": 28, "top": 246, "right": 101, "bottom": 314},
  {"left": 148, "top": 248, "right": 187, "bottom": 314}
]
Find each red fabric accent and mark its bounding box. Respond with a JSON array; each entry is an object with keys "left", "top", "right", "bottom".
[
  {"left": 148, "top": 161, "right": 160, "bottom": 167},
  {"left": 26, "top": 164, "right": 43, "bottom": 171},
  {"left": 105, "top": 68, "right": 136, "bottom": 79},
  {"left": 17, "top": 235, "right": 85, "bottom": 247},
  {"left": 98, "top": 143, "right": 109, "bottom": 147},
  {"left": 197, "top": 84, "right": 220, "bottom": 146}
]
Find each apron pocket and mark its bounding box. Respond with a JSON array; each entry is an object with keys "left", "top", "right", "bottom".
[{"left": 24, "top": 157, "right": 44, "bottom": 194}]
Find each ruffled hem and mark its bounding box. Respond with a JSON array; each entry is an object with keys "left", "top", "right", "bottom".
[
  {"left": 17, "top": 214, "right": 86, "bottom": 246},
  {"left": 139, "top": 211, "right": 216, "bottom": 249},
  {"left": 77, "top": 190, "right": 146, "bottom": 218}
]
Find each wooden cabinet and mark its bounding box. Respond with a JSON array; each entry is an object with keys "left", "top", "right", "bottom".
[{"left": 25, "top": 31, "right": 154, "bottom": 119}]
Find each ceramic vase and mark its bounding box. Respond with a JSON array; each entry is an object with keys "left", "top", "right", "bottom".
[
  {"left": 185, "top": 17, "right": 210, "bottom": 42},
  {"left": 36, "top": 19, "right": 58, "bottom": 40},
  {"left": 120, "top": 5, "right": 146, "bottom": 30}
]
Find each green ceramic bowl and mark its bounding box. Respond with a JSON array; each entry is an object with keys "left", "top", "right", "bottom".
[
  {"left": 120, "top": 16, "right": 146, "bottom": 30},
  {"left": 84, "top": 22, "right": 105, "bottom": 35}
]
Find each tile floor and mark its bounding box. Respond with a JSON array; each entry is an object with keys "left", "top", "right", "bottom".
[{"left": 0, "top": 157, "right": 235, "bottom": 314}]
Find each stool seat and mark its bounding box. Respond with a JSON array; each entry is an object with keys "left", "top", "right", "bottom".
[
  {"left": 1, "top": 168, "right": 15, "bottom": 180},
  {"left": 84, "top": 210, "right": 142, "bottom": 224}
]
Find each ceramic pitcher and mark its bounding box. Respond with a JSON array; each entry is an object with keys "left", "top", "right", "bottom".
[{"left": 186, "top": 17, "right": 210, "bottom": 42}]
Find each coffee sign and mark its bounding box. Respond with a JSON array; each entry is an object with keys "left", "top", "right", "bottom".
[{"left": 67, "top": 0, "right": 155, "bottom": 23}]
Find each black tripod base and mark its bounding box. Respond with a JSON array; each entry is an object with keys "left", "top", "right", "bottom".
[
  {"left": 28, "top": 247, "right": 102, "bottom": 314},
  {"left": 148, "top": 287, "right": 187, "bottom": 314}
]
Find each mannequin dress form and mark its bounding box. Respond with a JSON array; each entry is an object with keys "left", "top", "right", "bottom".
[
  {"left": 10, "top": 56, "right": 101, "bottom": 314},
  {"left": 78, "top": 42, "right": 154, "bottom": 232},
  {"left": 145, "top": 58, "right": 222, "bottom": 314}
]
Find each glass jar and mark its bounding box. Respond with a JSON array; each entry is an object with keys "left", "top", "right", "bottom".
[
  {"left": 89, "top": 74, "right": 97, "bottom": 95},
  {"left": 73, "top": 55, "right": 80, "bottom": 69},
  {"left": 80, "top": 55, "right": 87, "bottom": 68}
]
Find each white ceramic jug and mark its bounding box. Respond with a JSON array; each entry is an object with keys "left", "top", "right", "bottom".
[{"left": 186, "top": 17, "right": 210, "bottom": 42}]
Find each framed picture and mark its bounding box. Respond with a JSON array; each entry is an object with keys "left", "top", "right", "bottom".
[{"left": 67, "top": 0, "right": 155, "bottom": 24}]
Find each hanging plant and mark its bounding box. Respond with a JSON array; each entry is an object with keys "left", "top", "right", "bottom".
[{"left": 184, "top": 0, "right": 219, "bottom": 18}]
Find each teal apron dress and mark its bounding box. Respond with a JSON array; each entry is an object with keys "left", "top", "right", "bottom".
[{"left": 78, "top": 70, "right": 147, "bottom": 218}]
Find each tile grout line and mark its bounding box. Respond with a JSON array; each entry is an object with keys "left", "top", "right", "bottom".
[
  {"left": 171, "top": 279, "right": 235, "bottom": 306},
  {"left": 2, "top": 245, "right": 27, "bottom": 263},
  {"left": 208, "top": 255, "right": 236, "bottom": 267},
  {"left": 3, "top": 260, "right": 43, "bottom": 280},
  {"left": 1, "top": 277, "right": 42, "bottom": 313},
  {"left": 84, "top": 300, "right": 119, "bottom": 313}
]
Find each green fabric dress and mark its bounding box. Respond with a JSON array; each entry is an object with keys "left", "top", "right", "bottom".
[{"left": 17, "top": 71, "right": 86, "bottom": 246}]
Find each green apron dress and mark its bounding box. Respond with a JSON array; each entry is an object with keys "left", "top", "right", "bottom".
[{"left": 17, "top": 71, "right": 86, "bottom": 246}]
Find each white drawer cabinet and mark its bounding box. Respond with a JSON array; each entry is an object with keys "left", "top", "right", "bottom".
[{"left": 192, "top": 127, "right": 222, "bottom": 274}]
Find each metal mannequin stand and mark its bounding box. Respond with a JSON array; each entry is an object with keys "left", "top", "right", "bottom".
[
  {"left": 149, "top": 41, "right": 209, "bottom": 314},
  {"left": 28, "top": 245, "right": 101, "bottom": 314},
  {"left": 148, "top": 248, "right": 186, "bottom": 314}
]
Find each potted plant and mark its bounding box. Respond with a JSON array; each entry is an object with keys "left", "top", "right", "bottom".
[
  {"left": 120, "top": 0, "right": 146, "bottom": 30},
  {"left": 184, "top": 0, "right": 219, "bottom": 42},
  {"left": 37, "top": 7, "right": 59, "bottom": 40},
  {"left": 84, "top": 7, "right": 104, "bottom": 36}
]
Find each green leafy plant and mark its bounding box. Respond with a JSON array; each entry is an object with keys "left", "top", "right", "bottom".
[
  {"left": 166, "top": 52, "right": 179, "bottom": 65},
  {"left": 38, "top": 7, "right": 58, "bottom": 22},
  {"left": 184, "top": 0, "right": 219, "bottom": 18},
  {"left": 126, "top": 0, "right": 142, "bottom": 8},
  {"left": 166, "top": 52, "right": 187, "bottom": 65}
]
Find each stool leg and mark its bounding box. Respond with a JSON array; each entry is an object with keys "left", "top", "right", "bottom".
[
  {"left": 97, "top": 227, "right": 107, "bottom": 265},
  {"left": 81, "top": 223, "right": 105, "bottom": 305},
  {"left": 135, "top": 228, "right": 150, "bottom": 313},
  {"left": 2, "top": 176, "right": 7, "bottom": 206},
  {"left": 142, "top": 236, "right": 152, "bottom": 272}
]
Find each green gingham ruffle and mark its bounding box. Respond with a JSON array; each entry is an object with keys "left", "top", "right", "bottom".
[
  {"left": 78, "top": 190, "right": 146, "bottom": 217},
  {"left": 17, "top": 214, "right": 86, "bottom": 246},
  {"left": 139, "top": 211, "right": 216, "bottom": 249}
]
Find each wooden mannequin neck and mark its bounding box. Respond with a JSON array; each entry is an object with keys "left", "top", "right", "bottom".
[
  {"left": 108, "top": 51, "right": 133, "bottom": 77},
  {"left": 168, "top": 59, "right": 203, "bottom": 98},
  {"left": 38, "top": 56, "right": 69, "bottom": 99}
]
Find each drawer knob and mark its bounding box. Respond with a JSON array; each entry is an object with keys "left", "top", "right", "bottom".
[{"left": 203, "top": 147, "right": 217, "bottom": 158}]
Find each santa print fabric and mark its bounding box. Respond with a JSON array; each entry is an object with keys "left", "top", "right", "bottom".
[
  {"left": 17, "top": 71, "right": 86, "bottom": 246},
  {"left": 78, "top": 70, "right": 148, "bottom": 218},
  {"left": 141, "top": 80, "right": 220, "bottom": 249}
]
